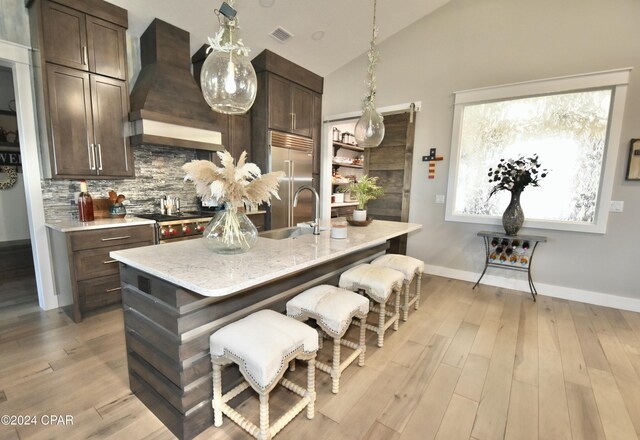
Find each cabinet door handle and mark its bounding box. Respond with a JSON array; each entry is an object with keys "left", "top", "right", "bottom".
[
  {"left": 101, "top": 235, "right": 131, "bottom": 242},
  {"left": 105, "top": 286, "right": 122, "bottom": 293},
  {"left": 102, "top": 259, "right": 119, "bottom": 265},
  {"left": 290, "top": 113, "right": 295, "bottom": 131},
  {"left": 88, "top": 144, "right": 96, "bottom": 170},
  {"left": 82, "top": 46, "right": 88, "bottom": 65},
  {"left": 96, "top": 144, "right": 103, "bottom": 171},
  {"left": 292, "top": 113, "right": 297, "bottom": 130}
]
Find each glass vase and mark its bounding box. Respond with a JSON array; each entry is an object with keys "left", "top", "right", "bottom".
[
  {"left": 203, "top": 205, "right": 258, "bottom": 254},
  {"left": 502, "top": 190, "right": 524, "bottom": 236}
]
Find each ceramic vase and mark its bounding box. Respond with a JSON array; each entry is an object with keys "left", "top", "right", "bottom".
[
  {"left": 203, "top": 205, "right": 258, "bottom": 254},
  {"left": 352, "top": 209, "right": 367, "bottom": 222},
  {"left": 502, "top": 190, "right": 524, "bottom": 236}
]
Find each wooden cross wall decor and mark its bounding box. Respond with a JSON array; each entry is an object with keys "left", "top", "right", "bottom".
[{"left": 422, "top": 148, "right": 444, "bottom": 179}]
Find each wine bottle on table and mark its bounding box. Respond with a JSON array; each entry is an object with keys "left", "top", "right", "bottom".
[{"left": 78, "top": 180, "right": 94, "bottom": 222}]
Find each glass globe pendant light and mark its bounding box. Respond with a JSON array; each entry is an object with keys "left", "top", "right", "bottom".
[
  {"left": 354, "top": 0, "right": 385, "bottom": 148},
  {"left": 201, "top": 1, "right": 257, "bottom": 115}
]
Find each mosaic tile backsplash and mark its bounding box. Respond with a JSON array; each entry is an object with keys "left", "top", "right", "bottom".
[{"left": 41, "top": 144, "right": 204, "bottom": 221}]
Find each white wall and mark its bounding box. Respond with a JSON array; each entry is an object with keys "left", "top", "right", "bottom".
[
  {"left": 0, "top": 68, "right": 29, "bottom": 242},
  {"left": 324, "top": 0, "right": 640, "bottom": 306},
  {"left": 0, "top": 177, "right": 30, "bottom": 241}
]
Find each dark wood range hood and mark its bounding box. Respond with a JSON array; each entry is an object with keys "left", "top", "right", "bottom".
[{"left": 129, "top": 19, "right": 225, "bottom": 151}]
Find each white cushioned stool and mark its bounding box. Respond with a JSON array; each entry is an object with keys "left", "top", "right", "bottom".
[
  {"left": 338, "top": 264, "right": 404, "bottom": 348},
  {"left": 371, "top": 254, "right": 424, "bottom": 321},
  {"left": 287, "top": 285, "right": 369, "bottom": 394},
  {"left": 210, "top": 309, "right": 318, "bottom": 440}
]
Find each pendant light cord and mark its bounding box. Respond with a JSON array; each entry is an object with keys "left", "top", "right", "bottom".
[{"left": 363, "top": 0, "right": 379, "bottom": 110}]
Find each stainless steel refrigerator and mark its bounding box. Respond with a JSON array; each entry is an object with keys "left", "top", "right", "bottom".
[{"left": 268, "top": 130, "right": 314, "bottom": 229}]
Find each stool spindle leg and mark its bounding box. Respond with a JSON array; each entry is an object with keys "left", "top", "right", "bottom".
[
  {"left": 415, "top": 273, "right": 422, "bottom": 310},
  {"left": 258, "top": 392, "right": 270, "bottom": 440},
  {"left": 212, "top": 363, "right": 223, "bottom": 427},
  {"left": 393, "top": 289, "right": 401, "bottom": 331},
  {"left": 378, "top": 302, "right": 386, "bottom": 347},
  {"left": 332, "top": 337, "right": 341, "bottom": 393},
  {"left": 358, "top": 316, "right": 367, "bottom": 366},
  {"left": 306, "top": 357, "right": 316, "bottom": 419}
]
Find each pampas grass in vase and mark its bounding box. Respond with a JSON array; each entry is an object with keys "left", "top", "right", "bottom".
[{"left": 183, "top": 151, "right": 284, "bottom": 254}]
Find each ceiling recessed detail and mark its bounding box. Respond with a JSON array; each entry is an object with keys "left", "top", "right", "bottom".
[
  {"left": 311, "top": 30, "right": 325, "bottom": 41},
  {"left": 270, "top": 26, "right": 293, "bottom": 43},
  {"left": 259, "top": 0, "right": 275, "bottom": 7}
]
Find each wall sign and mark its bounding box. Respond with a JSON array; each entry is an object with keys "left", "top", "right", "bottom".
[{"left": 0, "top": 150, "right": 21, "bottom": 166}]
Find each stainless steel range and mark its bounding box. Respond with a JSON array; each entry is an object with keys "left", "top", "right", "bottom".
[{"left": 135, "top": 212, "right": 216, "bottom": 244}]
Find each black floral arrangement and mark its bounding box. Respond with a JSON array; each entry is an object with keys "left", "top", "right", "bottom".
[{"left": 488, "top": 155, "right": 548, "bottom": 198}]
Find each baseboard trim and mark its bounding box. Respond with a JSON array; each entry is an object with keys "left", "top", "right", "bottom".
[{"left": 424, "top": 264, "right": 640, "bottom": 313}]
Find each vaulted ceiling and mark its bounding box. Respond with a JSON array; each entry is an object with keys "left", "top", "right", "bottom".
[{"left": 106, "top": 0, "right": 450, "bottom": 76}]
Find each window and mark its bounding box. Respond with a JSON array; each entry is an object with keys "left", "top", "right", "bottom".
[{"left": 445, "top": 69, "right": 631, "bottom": 234}]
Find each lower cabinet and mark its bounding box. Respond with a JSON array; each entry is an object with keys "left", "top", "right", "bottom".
[{"left": 48, "top": 224, "right": 155, "bottom": 322}]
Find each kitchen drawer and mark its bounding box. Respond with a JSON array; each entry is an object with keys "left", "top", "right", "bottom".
[
  {"left": 78, "top": 274, "right": 122, "bottom": 311},
  {"left": 73, "top": 241, "right": 148, "bottom": 281},
  {"left": 69, "top": 225, "right": 154, "bottom": 251}
]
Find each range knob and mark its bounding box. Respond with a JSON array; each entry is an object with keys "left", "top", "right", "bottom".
[
  {"left": 183, "top": 225, "right": 191, "bottom": 234},
  {"left": 169, "top": 228, "right": 177, "bottom": 236},
  {"left": 160, "top": 228, "right": 168, "bottom": 237},
  {"left": 197, "top": 225, "right": 205, "bottom": 232}
]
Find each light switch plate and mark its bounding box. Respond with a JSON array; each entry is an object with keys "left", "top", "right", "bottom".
[
  {"left": 435, "top": 194, "right": 446, "bottom": 204},
  {"left": 609, "top": 200, "right": 624, "bottom": 212}
]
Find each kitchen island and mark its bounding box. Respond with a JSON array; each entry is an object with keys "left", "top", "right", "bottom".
[{"left": 110, "top": 220, "right": 421, "bottom": 439}]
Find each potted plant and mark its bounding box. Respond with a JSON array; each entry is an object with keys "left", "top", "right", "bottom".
[
  {"left": 488, "top": 155, "right": 548, "bottom": 235},
  {"left": 340, "top": 174, "right": 383, "bottom": 221}
]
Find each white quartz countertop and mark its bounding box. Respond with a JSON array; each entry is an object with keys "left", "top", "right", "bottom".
[
  {"left": 46, "top": 216, "right": 156, "bottom": 232},
  {"left": 110, "top": 220, "right": 421, "bottom": 298}
]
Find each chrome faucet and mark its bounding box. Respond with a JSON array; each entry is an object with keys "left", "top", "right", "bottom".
[{"left": 293, "top": 186, "right": 320, "bottom": 235}]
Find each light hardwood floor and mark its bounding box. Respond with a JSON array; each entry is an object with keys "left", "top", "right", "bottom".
[{"left": 1, "top": 276, "right": 640, "bottom": 440}]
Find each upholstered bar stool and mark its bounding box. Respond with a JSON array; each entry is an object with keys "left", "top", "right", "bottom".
[
  {"left": 338, "top": 264, "right": 404, "bottom": 348},
  {"left": 210, "top": 309, "right": 318, "bottom": 440},
  {"left": 371, "top": 254, "right": 424, "bottom": 321},
  {"left": 286, "top": 285, "right": 369, "bottom": 394}
]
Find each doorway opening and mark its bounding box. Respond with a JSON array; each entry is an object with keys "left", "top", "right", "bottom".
[{"left": 0, "top": 66, "right": 38, "bottom": 317}]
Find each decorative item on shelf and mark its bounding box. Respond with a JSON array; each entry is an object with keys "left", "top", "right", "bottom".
[
  {"left": 354, "top": 0, "right": 385, "bottom": 148},
  {"left": 338, "top": 174, "right": 383, "bottom": 222},
  {"left": 488, "top": 155, "right": 548, "bottom": 235},
  {"left": 108, "top": 191, "right": 127, "bottom": 218},
  {"left": 333, "top": 127, "right": 342, "bottom": 142},
  {"left": 200, "top": 1, "right": 257, "bottom": 115},
  {"left": 183, "top": 151, "right": 284, "bottom": 254}
]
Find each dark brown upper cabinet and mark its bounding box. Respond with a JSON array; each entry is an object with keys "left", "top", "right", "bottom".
[
  {"left": 27, "top": 0, "right": 132, "bottom": 179},
  {"left": 251, "top": 50, "right": 323, "bottom": 185},
  {"left": 42, "top": 0, "right": 127, "bottom": 80},
  {"left": 46, "top": 65, "right": 132, "bottom": 177},
  {"left": 268, "top": 74, "right": 314, "bottom": 138}
]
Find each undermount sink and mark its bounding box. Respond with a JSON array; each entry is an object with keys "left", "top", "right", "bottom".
[{"left": 259, "top": 226, "right": 314, "bottom": 240}]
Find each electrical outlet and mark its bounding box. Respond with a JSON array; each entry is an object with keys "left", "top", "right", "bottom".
[
  {"left": 435, "top": 194, "right": 446, "bottom": 204},
  {"left": 609, "top": 200, "right": 624, "bottom": 212}
]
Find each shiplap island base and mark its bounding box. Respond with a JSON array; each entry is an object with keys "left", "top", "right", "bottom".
[{"left": 110, "top": 220, "right": 421, "bottom": 439}]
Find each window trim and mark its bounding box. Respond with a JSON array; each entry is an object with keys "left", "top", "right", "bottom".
[{"left": 445, "top": 68, "right": 632, "bottom": 234}]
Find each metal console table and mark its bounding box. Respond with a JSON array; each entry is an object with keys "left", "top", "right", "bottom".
[{"left": 473, "top": 231, "right": 547, "bottom": 301}]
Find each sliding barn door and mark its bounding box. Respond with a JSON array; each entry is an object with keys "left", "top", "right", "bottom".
[{"left": 365, "top": 111, "right": 416, "bottom": 254}]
